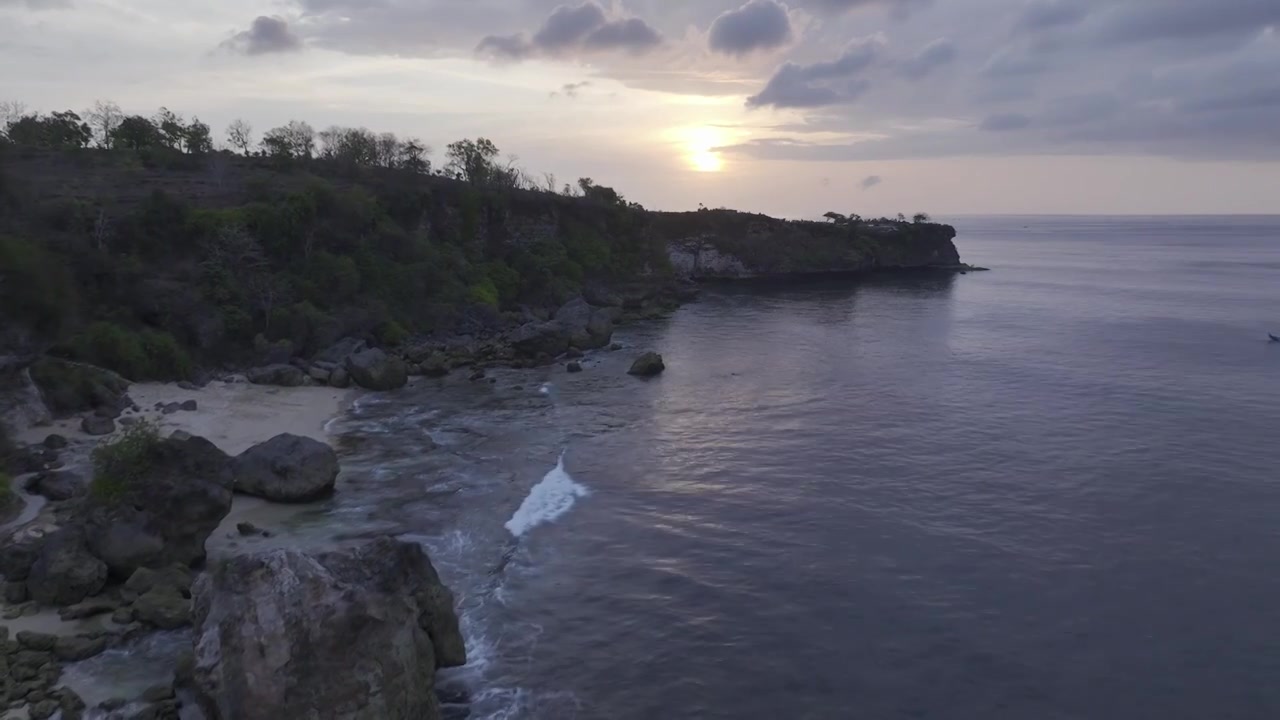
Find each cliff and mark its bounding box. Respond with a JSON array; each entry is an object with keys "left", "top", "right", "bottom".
[{"left": 0, "top": 145, "right": 964, "bottom": 382}]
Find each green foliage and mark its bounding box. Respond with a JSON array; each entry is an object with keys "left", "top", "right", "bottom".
[
  {"left": 467, "top": 278, "right": 500, "bottom": 309},
  {"left": 90, "top": 420, "right": 162, "bottom": 501},
  {"left": 71, "top": 322, "right": 192, "bottom": 381},
  {"left": 376, "top": 319, "right": 409, "bottom": 347},
  {"left": 0, "top": 234, "right": 78, "bottom": 339},
  {"left": 5, "top": 111, "right": 92, "bottom": 148}
]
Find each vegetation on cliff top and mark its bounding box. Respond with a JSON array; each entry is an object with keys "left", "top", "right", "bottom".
[{"left": 0, "top": 100, "right": 949, "bottom": 381}]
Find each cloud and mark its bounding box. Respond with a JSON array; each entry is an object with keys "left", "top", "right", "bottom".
[
  {"left": 1015, "top": 0, "right": 1090, "bottom": 31},
  {"left": 478, "top": 2, "right": 663, "bottom": 61},
  {"left": 899, "top": 38, "right": 957, "bottom": 79},
  {"left": 1093, "top": 0, "right": 1280, "bottom": 46},
  {"left": 0, "top": 0, "right": 70, "bottom": 8},
  {"left": 708, "top": 0, "right": 794, "bottom": 57},
  {"left": 979, "top": 112, "right": 1032, "bottom": 131},
  {"left": 860, "top": 175, "right": 883, "bottom": 189},
  {"left": 746, "top": 35, "right": 884, "bottom": 108},
  {"left": 800, "top": 0, "right": 932, "bottom": 19},
  {"left": 552, "top": 81, "right": 593, "bottom": 99},
  {"left": 221, "top": 16, "right": 303, "bottom": 56}
]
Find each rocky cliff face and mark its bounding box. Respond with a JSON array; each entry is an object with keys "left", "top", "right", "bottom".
[{"left": 659, "top": 210, "right": 961, "bottom": 280}]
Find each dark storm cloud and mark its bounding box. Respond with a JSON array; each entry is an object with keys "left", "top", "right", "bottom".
[
  {"left": 708, "top": 0, "right": 794, "bottom": 57},
  {"left": 860, "top": 175, "right": 883, "bottom": 189},
  {"left": 899, "top": 38, "right": 956, "bottom": 79},
  {"left": 221, "top": 16, "right": 303, "bottom": 56},
  {"left": 746, "top": 35, "right": 883, "bottom": 108},
  {"left": 478, "top": 2, "right": 663, "bottom": 60}
]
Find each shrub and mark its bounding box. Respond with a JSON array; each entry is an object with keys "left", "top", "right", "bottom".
[
  {"left": 90, "top": 420, "right": 162, "bottom": 500},
  {"left": 139, "top": 328, "right": 194, "bottom": 381},
  {"left": 467, "top": 279, "right": 500, "bottom": 309},
  {"left": 0, "top": 234, "right": 78, "bottom": 339},
  {"left": 71, "top": 322, "right": 192, "bottom": 381},
  {"left": 375, "top": 319, "right": 409, "bottom": 347}
]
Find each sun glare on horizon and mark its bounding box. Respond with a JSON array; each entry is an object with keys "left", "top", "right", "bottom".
[{"left": 684, "top": 126, "right": 727, "bottom": 173}]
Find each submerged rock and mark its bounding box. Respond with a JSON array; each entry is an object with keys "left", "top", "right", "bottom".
[
  {"left": 345, "top": 348, "right": 408, "bottom": 391},
  {"left": 628, "top": 352, "right": 666, "bottom": 377},
  {"left": 233, "top": 434, "right": 339, "bottom": 503},
  {"left": 188, "top": 537, "right": 466, "bottom": 720}
]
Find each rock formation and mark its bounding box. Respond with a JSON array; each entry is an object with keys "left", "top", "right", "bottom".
[{"left": 233, "top": 434, "right": 339, "bottom": 503}]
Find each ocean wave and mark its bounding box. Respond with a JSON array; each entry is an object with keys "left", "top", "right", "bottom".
[{"left": 504, "top": 454, "right": 589, "bottom": 538}]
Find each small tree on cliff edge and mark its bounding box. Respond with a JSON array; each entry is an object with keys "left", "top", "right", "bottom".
[{"left": 912, "top": 212, "right": 931, "bottom": 224}]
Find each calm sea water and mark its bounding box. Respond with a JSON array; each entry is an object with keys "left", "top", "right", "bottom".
[{"left": 335, "top": 216, "right": 1280, "bottom": 720}]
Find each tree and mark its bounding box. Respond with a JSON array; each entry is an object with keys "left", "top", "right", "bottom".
[
  {"left": 397, "top": 138, "right": 430, "bottom": 173},
  {"left": 4, "top": 111, "right": 92, "bottom": 148},
  {"left": 85, "top": 100, "right": 123, "bottom": 149},
  {"left": 111, "top": 115, "right": 163, "bottom": 150},
  {"left": 184, "top": 117, "right": 213, "bottom": 154},
  {"left": 912, "top": 212, "right": 931, "bottom": 224},
  {"left": 375, "top": 132, "right": 399, "bottom": 168},
  {"left": 896, "top": 213, "right": 907, "bottom": 222},
  {"left": 823, "top": 211, "right": 847, "bottom": 223},
  {"left": 226, "top": 119, "right": 254, "bottom": 155},
  {"left": 578, "top": 177, "right": 625, "bottom": 206},
  {"left": 445, "top": 138, "right": 500, "bottom": 184},
  {"left": 262, "top": 120, "right": 316, "bottom": 160},
  {"left": 0, "top": 100, "right": 27, "bottom": 137},
  {"left": 155, "top": 107, "right": 186, "bottom": 149}
]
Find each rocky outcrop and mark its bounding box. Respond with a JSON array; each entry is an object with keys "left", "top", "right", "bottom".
[
  {"left": 0, "top": 366, "right": 52, "bottom": 434},
  {"left": 81, "top": 434, "right": 234, "bottom": 577},
  {"left": 187, "top": 538, "right": 466, "bottom": 720},
  {"left": 628, "top": 352, "right": 666, "bottom": 377},
  {"left": 345, "top": 348, "right": 408, "bottom": 391},
  {"left": 25, "top": 470, "right": 86, "bottom": 502},
  {"left": 28, "top": 358, "right": 130, "bottom": 418},
  {"left": 505, "top": 297, "right": 616, "bottom": 360},
  {"left": 233, "top": 434, "right": 339, "bottom": 503},
  {"left": 660, "top": 211, "right": 961, "bottom": 280}
]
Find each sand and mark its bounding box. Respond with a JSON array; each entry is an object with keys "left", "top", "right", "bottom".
[{"left": 17, "top": 380, "right": 352, "bottom": 455}]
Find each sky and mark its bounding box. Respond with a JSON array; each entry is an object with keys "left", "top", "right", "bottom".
[{"left": 2, "top": 0, "right": 1278, "bottom": 219}]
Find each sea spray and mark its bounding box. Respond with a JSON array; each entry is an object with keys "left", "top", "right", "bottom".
[{"left": 505, "top": 454, "right": 589, "bottom": 537}]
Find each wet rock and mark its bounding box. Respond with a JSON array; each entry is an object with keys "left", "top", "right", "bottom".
[
  {"left": 169, "top": 429, "right": 192, "bottom": 442},
  {"left": 188, "top": 538, "right": 466, "bottom": 720},
  {"left": 233, "top": 434, "right": 339, "bottom": 503},
  {"left": 564, "top": 347, "right": 584, "bottom": 359},
  {"left": 555, "top": 297, "right": 616, "bottom": 350},
  {"left": 100, "top": 697, "right": 128, "bottom": 711},
  {"left": 506, "top": 321, "right": 570, "bottom": 359},
  {"left": 133, "top": 586, "right": 190, "bottom": 629},
  {"left": 53, "top": 635, "right": 107, "bottom": 662},
  {"left": 80, "top": 415, "right": 116, "bottom": 436},
  {"left": 180, "top": 400, "right": 198, "bottom": 412},
  {"left": 141, "top": 685, "right": 175, "bottom": 703},
  {"left": 160, "top": 402, "right": 182, "bottom": 415},
  {"left": 124, "top": 565, "right": 193, "bottom": 598},
  {"left": 345, "top": 348, "right": 408, "bottom": 391},
  {"left": 27, "top": 470, "right": 86, "bottom": 502},
  {"left": 468, "top": 369, "right": 486, "bottom": 382},
  {"left": 120, "top": 416, "right": 140, "bottom": 427},
  {"left": 111, "top": 606, "right": 134, "bottom": 624},
  {"left": 328, "top": 367, "right": 351, "bottom": 389},
  {"left": 42, "top": 434, "right": 68, "bottom": 450},
  {"left": 609, "top": 343, "right": 623, "bottom": 351},
  {"left": 235, "top": 522, "right": 267, "bottom": 537},
  {"left": 58, "top": 687, "right": 87, "bottom": 719},
  {"left": 246, "top": 364, "right": 305, "bottom": 388},
  {"left": 29, "top": 699, "right": 59, "bottom": 719},
  {"left": 81, "top": 435, "right": 234, "bottom": 577},
  {"left": 418, "top": 353, "right": 450, "bottom": 378},
  {"left": 308, "top": 365, "right": 332, "bottom": 383},
  {"left": 566, "top": 362, "right": 583, "bottom": 374},
  {"left": 26, "top": 529, "right": 108, "bottom": 606},
  {"left": 628, "top": 352, "right": 666, "bottom": 377},
  {"left": 177, "top": 381, "right": 199, "bottom": 391}
]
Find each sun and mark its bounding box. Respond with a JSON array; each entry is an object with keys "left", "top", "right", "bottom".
[{"left": 683, "top": 126, "right": 727, "bottom": 173}]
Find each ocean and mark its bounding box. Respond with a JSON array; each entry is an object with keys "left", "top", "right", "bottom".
[{"left": 329, "top": 215, "right": 1280, "bottom": 720}]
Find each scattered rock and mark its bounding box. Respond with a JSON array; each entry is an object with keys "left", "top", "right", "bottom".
[
  {"left": 124, "top": 565, "right": 193, "bottom": 598},
  {"left": 345, "top": 348, "right": 409, "bottom": 391},
  {"left": 26, "top": 529, "right": 108, "bottom": 606},
  {"left": 0, "top": 524, "right": 54, "bottom": 581},
  {"left": 119, "top": 416, "right": 139, "bottom": 427},
  {"left": 80, "top": 415, "right": 115, "bottom": 436},
  {"left": 566, "top": 362, "right": 583, "bottom": 374},
  {"left": 170, "top": 429, "right": 192, "bottom": 442},
  {"left": 609, "top": 343, "right": 623, "bottom": 351},
  {"left": 180, "top": 399, "right": 198, "bottom": 411},
  {"left": 628, "top": 352, "right": 666, "bottom": 377},
  {"left": 42, "top": 434, "right": 68, "bottom": 450},
  {"left": 235, "top": 522, "right": 268, "bottom": 537},
  {"left": 564, "top": 347, "right": 584, "bottom": 359},
  {"left": 246, "top": 364, "right": 306, "bottom": 388},
  {"left": 160, "top": 402, "right": 182, "bottom": 415},
  {"left": 142, "top": 684, "right": 175, "bottom": 703},
  {"left": 328, "top": 367, "right": 351, "bottom": 389},
  {"left": 16, "top": 631, "right": 57, "bottom": 652},
  {"left": 233, "top": 434, "right": 339, "bottom": 503},
  {"left": 177, "top": 381, "right": 199, "bottom": 391},
  {"left": 54, "top": 634, "right": 108, "bottom": 662},
  {"left": 506, "top": 321, "right": 571, "bottom": 359},
  {"left": 81, "top": 434, "right": 234, "bottom": 577},
  {"left": 58, "top": 687, "right": 87, "bottom": 719},
  {"left": 308, "top": 365, "right": 332, "bottom": 383},
  {"left": 469, "top": 369, "right": 486, "bottom": 382},
  {"left": 188, "top": 538, "right": 466, "bottom": 720},
  {"left": 418, "top": 353, "right": 451, "bottom": 378},
  {"left": 29, "top": 699, "right": 59, "bottom": 719}
]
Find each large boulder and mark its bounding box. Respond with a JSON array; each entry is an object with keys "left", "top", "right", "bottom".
[
  {"left": 81, "top": 435, "right": 234, "bottom": 577},
  {"left": 26, "top": 528, "right": 108, "bottom": 606},
  {"left": 555, "top": 297, "right": 615, "bottom": 350},
  {"left": 233, "top": 434, "right": 339, "bottom": 503},
  {"left": 188, "top": 538, "right": 466, "bottom": 720},
  {"left": 81, "top": 415, "right": 115, "bottom": 436},
  {"left": 628, "top": 352, "right": 666, "bottom": 377},
  {"left": 28, "top": 359, "right": 130, "bottom": 417},
  {"left": 506, "top": 321, "right": 570, "bottom": 359},
  {"left": 345, "top": 348, "right": 408, "bottom": 391},
  {"left": 246, "top": 364, "right": 306, "bottom": 388},
  {"left": 315, "top": 337, "right": 367, "bottom": 366},
  {"left": 25, "top": 470, "right": 87, "bottom": 501}
]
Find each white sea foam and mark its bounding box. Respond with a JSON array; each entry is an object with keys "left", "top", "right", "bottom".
[{"left": 504, "top": 454, "right": 589, "bottom": 537}]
